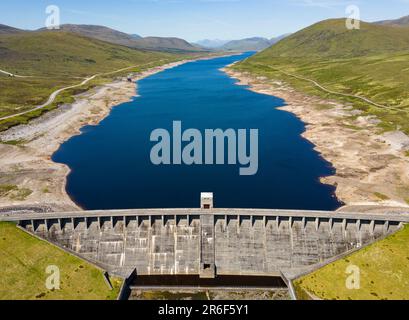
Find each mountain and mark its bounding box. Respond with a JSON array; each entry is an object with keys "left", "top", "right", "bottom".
[
  {"left": 133, "top": 37, "right": 203, "bottom": 53},
  {"left": 0, "top": 24, "right": 25, "bottom": 34},
  {"left": 0, "top": 29, "right": 175, "bottom": 129},
  {"left": 254, "top": 19, "right": 409, "bottom": 58},
  {"left": 221, "top": 37, "right": 273, "bottom": 52},
  {"left": 375, "top": 15, "right": 409, "bottom": 26},
  {"left": 195, "top": 39, "right": 231, "bottom": 49},
  {"left": 0, "top": 30, "right": 174, "bottom": 77},
  {"left": 44, "top": 24, "right": 143, "bottom": 48},
  {"left": 270, "top": 33, "right": 291, "bottom": 45},
  {"left": 39, "top": 24, "right": 203, "bottom": 53}
]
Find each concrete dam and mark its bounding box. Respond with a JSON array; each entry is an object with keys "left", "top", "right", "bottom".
[{"left": 2, "top": 195, "right": 408, "bottom": 281}]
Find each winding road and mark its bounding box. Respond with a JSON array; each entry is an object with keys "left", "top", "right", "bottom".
[
  {"left": 0, "top": 69, "right": 34, "bottom": 78},
  {"left": 252, "top": 63, "right": 404, "bottom": 112},
  {"left": 0, "top": 61, "right": 165, "bottom": 121}
]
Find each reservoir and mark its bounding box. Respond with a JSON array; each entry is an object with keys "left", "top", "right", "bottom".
[{"left": 52, "top": 53, "right": 341, "bottom": 210}]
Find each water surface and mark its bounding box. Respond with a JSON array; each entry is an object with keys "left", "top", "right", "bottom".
[{"left": 53, "top": 53, "right": 341, "bottom": 210}]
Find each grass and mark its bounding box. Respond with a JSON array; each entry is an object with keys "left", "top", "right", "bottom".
[
  {"left": 0, "top": 184, "right": 32, "bottom": 201},
  {"left": 235, "top": 19, "right": 409, "bottom": 135},
  {"left": 0, "top": 222, "right": 122, "bottom": 300},
  {"left": 235, "top": 52, "right": 409, "bottom": 135},
  {"left": 0, "top": 139, "right": 27, "bottom": 145},
  {"left": 373, "top": 192, "right": 390, "bottom": 201},
  {"left": 0, "top": 30, "right": 193, "bottom": 130},
  {"left": 0, "top": 185, "right": 18, "bottom": 197},
  {"left": 261, "top": 19, "right": 409, "bottom": 59},
  {"left": 9, "top": 188, "right": 32, "bottom": 201},
  {"left": 293, "top": 224, "right": 409, "bottom": 300}
]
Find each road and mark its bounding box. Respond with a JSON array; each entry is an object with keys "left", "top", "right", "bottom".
[
  {"left": 0, "top": 69, "right": 34, "bottom": 78},
  {"left": 253, "top": 63, "right": 405, "bottom": 112},
  {"left": 0, "top": 61, "right": 164, "bottom": 121}
]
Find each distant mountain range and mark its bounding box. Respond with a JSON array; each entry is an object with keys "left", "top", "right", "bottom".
[
  {"left": 2, "top": 13, "right": 408, "bottom": 56},
  {"left": 255, "top": 18, "right": 409, "bottom": 59},
  {"left": 0, "top": 24, "right": 25, "bottom": 34},
  {"left": 195, "top": 39, "right": 230, "bottom": 49},
  {"left": 1, "top": 23, "right": 205, "bottom": 53},
  {"left": 45, "top": 24, "right": 205, "bottom": 53},
  {"left": 196, "top": 34, "right": 290, "bottom": 52},
  {"left": 375, "top": 15, "right": 409, "bottom": 26}
]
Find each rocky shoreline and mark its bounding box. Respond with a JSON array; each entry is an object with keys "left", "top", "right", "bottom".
[
  {"left": 223, "top": 66, "right": 409, "bottom": 212},
  {"left": 0, "top": 60, "right": 193, "bottom": 213},
  {"left": 2, "top": 56, "right": 408, "bottom": 214}
]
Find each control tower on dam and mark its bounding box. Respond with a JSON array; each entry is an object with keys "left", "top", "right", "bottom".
[{"left": 2, "top": 193, "right": 408, "bottom": 280}]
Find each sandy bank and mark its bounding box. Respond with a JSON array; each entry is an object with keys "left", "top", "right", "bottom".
[
  {"left": 223, "top": 67, "right": 409, "bottom": 211},
  {"left": 0, "top": 59, "right": 193, "bottom": 213}
]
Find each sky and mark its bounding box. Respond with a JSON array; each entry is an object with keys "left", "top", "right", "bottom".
[{"left": 0, "top": 0, "right": 408, "bottom": 42}]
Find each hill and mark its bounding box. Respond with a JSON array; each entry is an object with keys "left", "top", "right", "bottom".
[
  {"left": 0, "top": 24, "right": 25, "bottom": 34},
  {"left": 39, "top": 24, "right": 203, "bottom": 53},
  {"left": 0, "top": 30, "right": 174, "bottom": 77},
  {"left": 195, "top": 39, "right": 230, "bottom": 49},
  {"left": 0, "top": 30, "right": 180, "bottom": 129},
  {"left": 255, "top": 19, "right": 409, "bottom": 58},
  {"left": 133, "top": 36, "right": 203, "bottom": 53},
  {"left": 221, "top": 37, "right": 272, "bottom": 52},
  {"left": 234, "top": 18, "right": 409, "bottom": 134},
  {"left": 55, "top": 24, "right": 141, "bottom": 48},
  {"left": 375, "top": 15, "right": 409, "bottom": 26}
]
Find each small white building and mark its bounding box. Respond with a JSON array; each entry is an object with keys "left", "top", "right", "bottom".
[{"left": 201, "top": 192, "right": 214, "bottom": 209}]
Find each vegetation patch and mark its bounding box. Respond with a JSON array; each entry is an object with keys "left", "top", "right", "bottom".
[
  {"left": 9, "top": 188, "right": 32, "bottom": 201},
  {"left": 373, "top": 192, "right": 390, "bottom": 200},
  {"left": 0, "top": 139, "right": 27, "bottom": 146},
  {"left": 0, "top": 222, "right": 122, "bottom": 300},
  {"left": 235, "top": 38, "right": 409, "bottom": 135},
  {"left": 293, "top": 224, "right": 409, "bottom": 300},
  {"left": 0, "top": 30, "right": 190, "bottom": 130},
  {"left": 0, "top": 185, "right": 18, "bottom": 197}
]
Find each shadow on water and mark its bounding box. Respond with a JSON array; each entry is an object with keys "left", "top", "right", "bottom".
[{"left": 130, "top": 275, "right": 287, "bottom": 289}]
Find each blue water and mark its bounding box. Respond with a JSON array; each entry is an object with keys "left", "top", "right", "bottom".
[{"left": 52, "top": 53, "right": 342, "bottom": 210}]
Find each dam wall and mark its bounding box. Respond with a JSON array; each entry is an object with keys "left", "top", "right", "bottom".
[{"left": 3, "top": 208, "right": 407, "bottom": 278}]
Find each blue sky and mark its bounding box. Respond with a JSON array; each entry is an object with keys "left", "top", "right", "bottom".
[{"left": 0, "top": 0, "right": 408, "bottom": 41}]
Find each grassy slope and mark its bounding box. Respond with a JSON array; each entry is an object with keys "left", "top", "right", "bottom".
[
  {"left": 0, "top": 222, "right": 122, "bottom": 300},
  {"left": 234, "top": 19, "right": 409, "bottom": 134},
  {"left": 262, "top": 19, "right": 409, "bottom": 58},
  {"left": 0, "top": 31, "right": 184, "bottom": 130},
  {"left": 294, "top": 224, "right": 409, "bottom": 300}
]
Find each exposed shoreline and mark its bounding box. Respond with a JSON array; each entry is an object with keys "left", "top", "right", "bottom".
[
  {"left": 223, "top": 66, "right": 409, "bottom": 213},
  {"left": 2, "top": 54, "right": 408, "bottom": 214},
  {"left": 0, "top": 59, "right": 198, "bottom": 213}
]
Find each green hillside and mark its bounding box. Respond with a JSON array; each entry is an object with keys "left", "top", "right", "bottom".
[
  {"left": 0, "top": 30, "right": 175, "bottom": 77},
  {"left": 255, "top": 19, "right": 409, "bottom": 58},
  {"left": 234, "top": 18, "right": 409, "bottom": 134},
  {"left": 0, "top": 222, "right": 122, "bottom": 300},
  {"left": 0, "top": 30, "right": 183, "bottom": 130},
  {"left": 44, "top": 24, "right": 204, "bottom": 53},
  {"left": 294, "top": 224, "right": 409, "bottom": 300}
]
